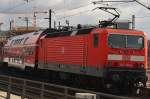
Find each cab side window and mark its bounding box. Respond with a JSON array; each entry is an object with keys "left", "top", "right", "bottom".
[{"left": 93, "top": 34, "right": 99, "bottom": 48}]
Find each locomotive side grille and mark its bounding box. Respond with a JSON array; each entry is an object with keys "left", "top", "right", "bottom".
[{"left": 45, "top": 36, "right": 88, "bottom": 65}]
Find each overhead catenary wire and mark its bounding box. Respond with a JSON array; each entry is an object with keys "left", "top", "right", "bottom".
[
  {"left": 93, "top": 0, "right": 150, "bottom": 11},
  {"left": 54, "top": 1, "right": 123, "bottom": 22},
  {"left": 0, "top": 0, "right": 148, "bottom": 18},
  {"left": 56, "top": 9, "right": 92, "bottom": 20},
  {"left": 0, "top": 0, "right": 118, "bottom": 21},
  {"left": 0, "top": 0, "right": 150, "bottom": 30},
  {"left": 135, "top": 16, "right": 150, "bottom": 18},
  {"left": 53, "top": 1, "right": 94, "bottom": 21},
  {"left": 55, "top": 2, "right": 93, "bottom": 14},
  {"left": 5, "top": 0, "right": 132, "bottom": 26}
]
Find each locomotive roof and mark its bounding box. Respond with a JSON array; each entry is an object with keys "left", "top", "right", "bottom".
[
  {"left": 104, "top": 28, "right": 146, "bottom": 36},
  {"left": 45, "top": 28, "right": 94, "bottom": 38}
]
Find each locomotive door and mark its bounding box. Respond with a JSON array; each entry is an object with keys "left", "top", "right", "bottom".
[
  {"left": 87, "top": 32, "right": 105, "bottom": 67},
  {"left": 87, "top": 33, "right": 100, "bottom": 66}
]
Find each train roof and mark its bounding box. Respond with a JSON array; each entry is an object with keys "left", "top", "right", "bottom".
[
  {"left": 4, "top": 28, "right": 146, "bottom": 47},
  {"left": 44, "top": 28, "right": 146, "bottom": 38},
  {"left": 45, "top": 28, "right": 93, "bottom": 38},
  {"left": 5, "top": 31, "right": 43, "bottom": 47}
]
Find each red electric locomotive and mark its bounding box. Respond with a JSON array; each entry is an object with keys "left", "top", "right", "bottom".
[{"left": 3, "top": 27, "right": 148, "bottom": 92}]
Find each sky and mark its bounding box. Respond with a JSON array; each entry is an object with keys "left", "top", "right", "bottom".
[{"left": 0, "top": 0, "right": 150, "bottom": 36}]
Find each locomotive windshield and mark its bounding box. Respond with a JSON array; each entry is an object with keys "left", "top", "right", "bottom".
[{"left": 108, "top": 34, "right": 144, "bottom": 49}]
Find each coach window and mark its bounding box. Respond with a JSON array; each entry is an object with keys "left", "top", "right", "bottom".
[
  {"left": 93, "top": 34, "right": 99, "bottom": 48},
  {"left": 19, "top": 39, "right": 22, "bottom": 44},
  {"left": 16, "top": 39, "right": 19, "bottom": 45},
  {"left": 24, "top": 48, "right": 27, "bottom": 55}
]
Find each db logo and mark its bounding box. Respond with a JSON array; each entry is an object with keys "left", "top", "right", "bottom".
[{"left": 123, "top": 55, "right": 130, "bottom": 61}]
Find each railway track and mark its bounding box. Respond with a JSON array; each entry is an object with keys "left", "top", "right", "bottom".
[
  {"left": 0, "top": 67, "right": 148, "bottom": 99},
  {"left": 0, "top": 74, "right": 149, "bottom": 99},
  {"left": 0, "top": 68, "right": 148, "bottom": 99}
]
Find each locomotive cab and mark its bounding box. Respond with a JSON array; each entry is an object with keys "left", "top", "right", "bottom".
[
  {"left": 105, "top": 29, "right": 147, "bottom": 89},
  {"left": 88, "top": 28, "right": 147, "bottom": 90}
]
